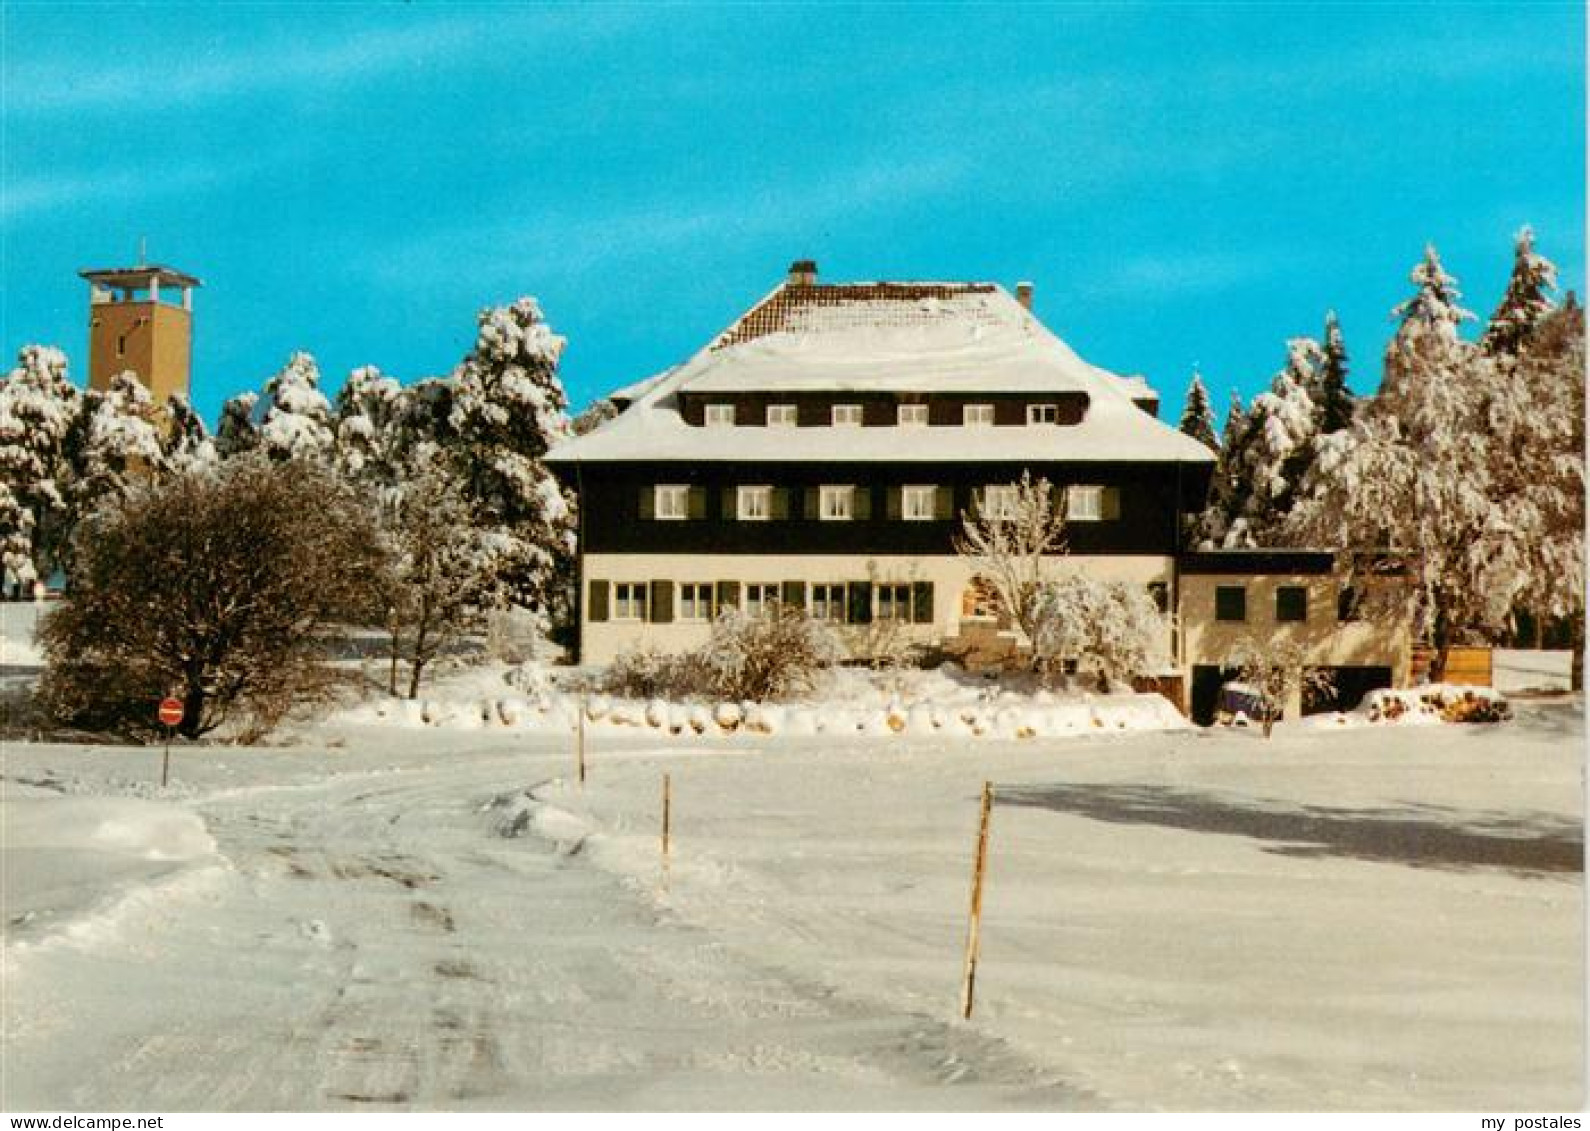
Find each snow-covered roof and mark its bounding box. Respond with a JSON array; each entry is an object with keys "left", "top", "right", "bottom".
[
  {"left": 607, "top": 368, "right": 674, "bottom": 406},
  {"left": 548, "top": 277, "right": 1214, "bottom": 465}
]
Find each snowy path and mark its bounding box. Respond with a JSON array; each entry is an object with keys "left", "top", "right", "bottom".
[{"left": 2, "top": 745, "right": 1077, "bottom": 1111}]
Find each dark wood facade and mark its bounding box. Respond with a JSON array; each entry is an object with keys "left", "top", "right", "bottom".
[{"left": 559, "top": 460, "right": 1213, "bottom": 557}]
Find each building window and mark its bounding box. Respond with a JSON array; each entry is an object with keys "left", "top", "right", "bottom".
[
  {"left": 767, "top": 404, "right": 797, "bottom": 427},
  {"left": 116, "top": 333, "right": 127, "bottom": 358},
  {"left": 680, "top": 583, "right": 713, "bottom": 621},
  {"left": 1027, "top": 403, "right": 1059, "bottom": 424},
  {"left": 1067, "top": 486, "right": 1103, "bottom": 521},
  {"left": 744, "top": 583, "right": 780, "bottom": 616},
  {"left": 820, "top": 485, "right": 855, "bottom": 521},
  {"left": 964, "top": 403, "right": 995, "bottom": 426},
  {"left": 737, "top": 485, "right": 772, "bottom": 521},
  {"left": 614, "top": 582, "right": 649, "bottom": 621},
  {"left": 832, "top": 404, "right": 863, "bottom": 427},
  {"left": 901, "top": 485, "right": 936, "bottom": 521},
  {"left": 1338, "top": 586, "right": 1363, "bottom": 622},
  {"left": 1215, "top": 585, "right": 1246, "bottom": 622},
  {"left": 811, "top": 583, "right": 846, "bottom": 621},
  {"left": 898, "top": 403, "right": 928, "bottom": 426},
  {"left": 654, "top": 485, "right": 689, "bottom": 520},
  {"left": 876, "top": 583, "right": 912, "bottom": 621},
  {"left": 704, "top": 403, "right": 735, "bottom": 427},
  {"left": 1148, "top": 581, "right": 1169, "bottom": 614},
  {"left": 1276, "top": 586, "right": 1308, "bottom": 623},
  {"left": 981, "top": 484, "right": 1019, "bottom": 520}
]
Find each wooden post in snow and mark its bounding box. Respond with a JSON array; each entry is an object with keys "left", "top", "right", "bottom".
[
  {"left": 960, "top": 780, "right": 995, "bottom": 1020},
  {"left": 661, "top": 772, "right": 673, "bottom": 889},
  {"left": 576, "top": 698, "right": 587, "bottom": 787}
]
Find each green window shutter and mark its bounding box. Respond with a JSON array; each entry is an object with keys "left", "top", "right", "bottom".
[
  {"left": 588, "top": 579, "right": 610, "bottom": 623},
  {"left": 1102, "top": 486, "right": 1122, "bottom": 520},
  {"left": 802, "top": 486, "right": 819, "bottom": 520},
  {"left": 716, "top": 580, "right": 740, "bottom": 609},
  {"left": 688, "top": 486, "right": 707, "bottom": 520},
  {"left": 781, "top": 580, "right": 806, "bottom": 609},
  {"left": 853, "top": 487, "right": 872, "bottom": 521},
  {"left": 886, "top": 488, "right": 902, "bottom": 521},
  {"left": 651, "top": 580, "right": 674, "bottom": 624},
  {"left": 911, "top": 581, "right": 934, "bottom": 624},
  {"left": 722, "top": 487, "right": 737, "bottom": 520},
  {"left": 847, "top": 581, "right": 873, "bottom": 625},
  {"left": 934, "top": 486, "right": 955, "bottom": 521},
  {"left": 770, "top": 487, "right": 791, "bottom": 520},
  {"left": 638, "top": 487, "right": 655, "bottom": 520}
]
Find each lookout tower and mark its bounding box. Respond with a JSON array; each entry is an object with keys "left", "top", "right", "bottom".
[{"left": 80, "top": 262, "right": 202, "bottom": 402}]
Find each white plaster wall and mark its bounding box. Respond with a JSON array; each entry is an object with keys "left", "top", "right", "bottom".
[{"left": 580, "top": 552, "right": 1174, "bottom": 664}]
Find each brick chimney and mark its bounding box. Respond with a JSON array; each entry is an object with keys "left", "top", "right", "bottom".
[
  {"left": 1015, "top": 281, "right": 1034, "bottom": 310},
  {"left": 788, "top": 259, "right": 818, "bottom": 286}
]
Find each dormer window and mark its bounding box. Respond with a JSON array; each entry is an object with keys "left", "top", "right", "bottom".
[
  {"left": 832, "top": 404, "right": 863, "bottom": 427},
  {"left": 1027, "top": 403, "right": 1059, "bottom": 425},
  {"left": 898, "top": 404, "right": 928, "bottom": 426},
  {"left": 964, "top": 404, "right": 995, "bottom": 426},
  {"left": 767, "top": 404, "right": 797, "bottom": 427},
  {"left": 704, "top": 403, "right": 735, "bottom": 427}
]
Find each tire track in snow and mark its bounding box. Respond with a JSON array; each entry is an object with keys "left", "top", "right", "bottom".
[{"left": 5, "top": 746, "right": 1088, "bottom": 1110}]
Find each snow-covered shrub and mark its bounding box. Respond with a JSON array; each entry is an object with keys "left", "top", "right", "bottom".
[
  {"left": 601, "top": 643, "right": 698, "bottom": 700},
  {"left": 1030, "top": 572, "right": 1170, "bottom": 690},
  {"left": 696, "top": 603, "right": 842, "bottom": 701},
  {"left": 1221, "top": 637, "right": 1335, "bottom": 738}
]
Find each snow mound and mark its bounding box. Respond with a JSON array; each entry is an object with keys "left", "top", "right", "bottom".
[{"left": 2, "top": 795, "right": 221, "bottom": 948}]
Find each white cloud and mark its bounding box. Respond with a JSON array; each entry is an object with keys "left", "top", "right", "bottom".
[{"left": 6, "top": 8, "right": 626, "bottom": 115}]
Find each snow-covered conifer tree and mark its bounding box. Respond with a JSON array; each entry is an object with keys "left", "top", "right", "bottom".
[
  {"left": 1194, "top": 391, "right": 1254, "bottom": 548},
  {"left": 1177, "top": 371, "right": 1218, "bottom": 452},
  {"left": 334, "top": 365, "right": 406, "bottom": 498},
  {"left": 259, "top": 352, "right": 335, "bottom": 462},
  {"left": 442, "top": 298, "right": 575, "bottom": 617},
  {"left": 59, "top": 373, "right": 166, "bottom": 573},
  {"left": 1228, "top": 338, "right": 1322, "bottom": 546},
  {"left": 1481, "top": 226, "right": 1558, "bottom": 357},
  {"left": 1290, "top": 247, "right": 1502, "bottom": 679},
  {"left": 161, "top": 392, "right": 217, "bottom": 471},
  {"left": 216, "top": 392, "right": 261, "bottom": 459},
  {"left": 1314, "top": 312, "right": 1354, "bottom": 434},
  {"left": 0, "top": 345, "right": 81, "bottom": 586}
]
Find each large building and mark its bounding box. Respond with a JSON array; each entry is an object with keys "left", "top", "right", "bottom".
[{"left": 546, "top": 261, "right": 1409, "bottom": 719}]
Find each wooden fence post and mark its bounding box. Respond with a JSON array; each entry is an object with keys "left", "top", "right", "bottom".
[
  {"left": 576, "top": 698, "right": 587, "bottom": 786},
  {"left": 661, "top": 772, "right": 672, "bottom": 889},
  {"left": 960, "top": 780, "right": 995, "bottom": 1020}
]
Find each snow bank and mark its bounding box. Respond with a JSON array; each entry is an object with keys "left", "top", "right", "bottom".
[
  {"left": 2, "top": 794, "right": 221, "bottom": 947},
  {"left": 1493, "top": 649, "right": 1574, "bottom": 694},
  {"left": 327, "top": 661, "right": 1190, "bottom": 743},
  {"left": 1301, "top": 683, "right": 1513, "bottom": 729}
]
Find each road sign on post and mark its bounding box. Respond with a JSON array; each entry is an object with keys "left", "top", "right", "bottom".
[
  {"left": 157, "top": 696, "right": 183, "bottom": 786},
  {"left": 158, "top": 697, "right": 184, "bottom": 727}
]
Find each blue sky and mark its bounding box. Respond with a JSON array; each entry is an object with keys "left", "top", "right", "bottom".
[{"left": 3, "top": 2, "right": 1583, "bottom": 428}]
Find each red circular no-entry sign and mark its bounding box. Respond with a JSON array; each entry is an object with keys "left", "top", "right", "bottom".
[{"left": 158, "top": 697, "right": 184, "bottom": 727}]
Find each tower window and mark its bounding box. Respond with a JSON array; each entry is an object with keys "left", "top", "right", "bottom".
[{"left": 116, "top": 334, "right": 127, "bottom": 358}]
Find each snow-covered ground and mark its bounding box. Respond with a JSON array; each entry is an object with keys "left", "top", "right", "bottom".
[{"left": 2, "top": 693, "right": 1581, "bottom": 1111}]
